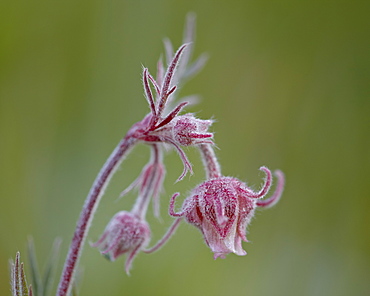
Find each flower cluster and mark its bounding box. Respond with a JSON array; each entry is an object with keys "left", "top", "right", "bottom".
[
  {"left": 89, "top": 14, "right": 285, "bottom": 274},
  {"left": 9, "top": 14, "right": 286, "bottom": 296},
  {"left": 56, "top": 15, "right": 285, "bottom": 295}
]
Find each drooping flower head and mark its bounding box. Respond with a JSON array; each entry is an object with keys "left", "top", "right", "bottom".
[
  {"left": 91, "top": 211, "right": 150, "bottom": 274},
  {"left": 169, "top": 167, "right": 285, "bottom": 259}
]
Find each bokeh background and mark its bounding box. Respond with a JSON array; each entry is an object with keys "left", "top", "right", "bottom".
[{"left": 1, "top": 1, "right": 369, "bottom": 295}]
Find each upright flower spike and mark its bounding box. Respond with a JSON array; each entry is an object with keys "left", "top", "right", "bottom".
[{"left": 91, "top": 211, "right": 150, "bottom": 274}]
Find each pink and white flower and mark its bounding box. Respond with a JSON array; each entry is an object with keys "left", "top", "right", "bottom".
[
  {"left": 169, "top": 167, "right": 285, "bottom": 259},
  {"left": 91, "top": 211, "right": 150, "bottom": 274}
]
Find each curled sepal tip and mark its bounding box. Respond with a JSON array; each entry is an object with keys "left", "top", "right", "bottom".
[{"left": 256, "top": 170, "right": 285, "bottom": 208}]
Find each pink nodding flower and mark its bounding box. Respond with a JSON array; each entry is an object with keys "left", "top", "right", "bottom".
[
  {"left": 91, "top": 211, "right": 150, "bottom": 274},
  {"left": 169, "top": 167, "right": 285, "bottom": 259}
]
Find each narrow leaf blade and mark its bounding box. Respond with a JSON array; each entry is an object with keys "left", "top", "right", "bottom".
[
  {"left": 27, "top": 237, "right": 42, "bottom": 296},
  {"left": 42, "top": 238, "right": 62, "bottom": 296}
]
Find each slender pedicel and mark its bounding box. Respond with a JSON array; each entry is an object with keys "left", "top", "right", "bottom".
[
  {"left": 198, "top": 144, "right": 221, "bottom": 179},
  {"left": 131, "top": 144, "right": 161, "bottom": 219},
  {"left": 143, "top": 218, "right": 182, "bottom": 253}
]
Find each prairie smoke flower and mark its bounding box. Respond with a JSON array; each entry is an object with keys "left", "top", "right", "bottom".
[
  {"left": 91, "top": 211, "right": 150, "bottom": 274},
  {"left": 54, "top": 13, "right": 285, "bottom": 296},
  {"left": 171, "top": 114, "right": 213, "bottom": 146},
  {"left": 169, "top": 167, "right": 285, "bottom": 259}
]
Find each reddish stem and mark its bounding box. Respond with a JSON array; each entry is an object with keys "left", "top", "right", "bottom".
[
  {"left": 143, "top": 218, "right": 182, "bottom": 253},
  {"left": 199, "top": 144, "right": 221, "bottom": 179},
  {"left": 56, "top": 136, "right": 137, "bottom": 296}
]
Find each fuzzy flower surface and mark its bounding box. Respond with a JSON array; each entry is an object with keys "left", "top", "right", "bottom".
[
  {"left": 169, "top": 167, "right": 285, "bottom": 259},
  {"left": 91, "top": 211, "right": 150, "bottom": 274},
  {"left": 171, "top": 114, "right": 213, "bottom": 146}
]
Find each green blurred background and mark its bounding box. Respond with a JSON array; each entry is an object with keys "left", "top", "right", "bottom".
[{"left": 1, "top": 1, "right": 369, "bottom": 295}]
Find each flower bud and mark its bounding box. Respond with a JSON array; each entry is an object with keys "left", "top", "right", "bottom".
[
  {"left": 91, "top": 211, "right": 150, "bottom": 274},
  {"left": 171, "top": 114, "right": 213, "bottom": 146}
]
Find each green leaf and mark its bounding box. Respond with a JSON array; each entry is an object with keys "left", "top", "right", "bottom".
[
  {"left": 20, "top": 262, "right": 29, "bottom": 295},
  {"left": 10, "top": 252, "right": 29, "bottom": 296},
  {"left": 14, "top": 252, "right": 21, "bottom": 296},
  {"left": 42, "top": 238, "right": 62, "bottom": 296},
  {"left": 27, "top": 237, "right": 42, "bottom": 296}
]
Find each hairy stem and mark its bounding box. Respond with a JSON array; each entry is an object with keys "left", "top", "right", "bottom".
[
  {"left": 199, "top": 144, "right": 221, "bottom": 179},
  {"left": 56, "top": 136, "right": 137, "bottom": 296},
  {"left": 143, "top": 218, "right": 182, "bottom": 253}
]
